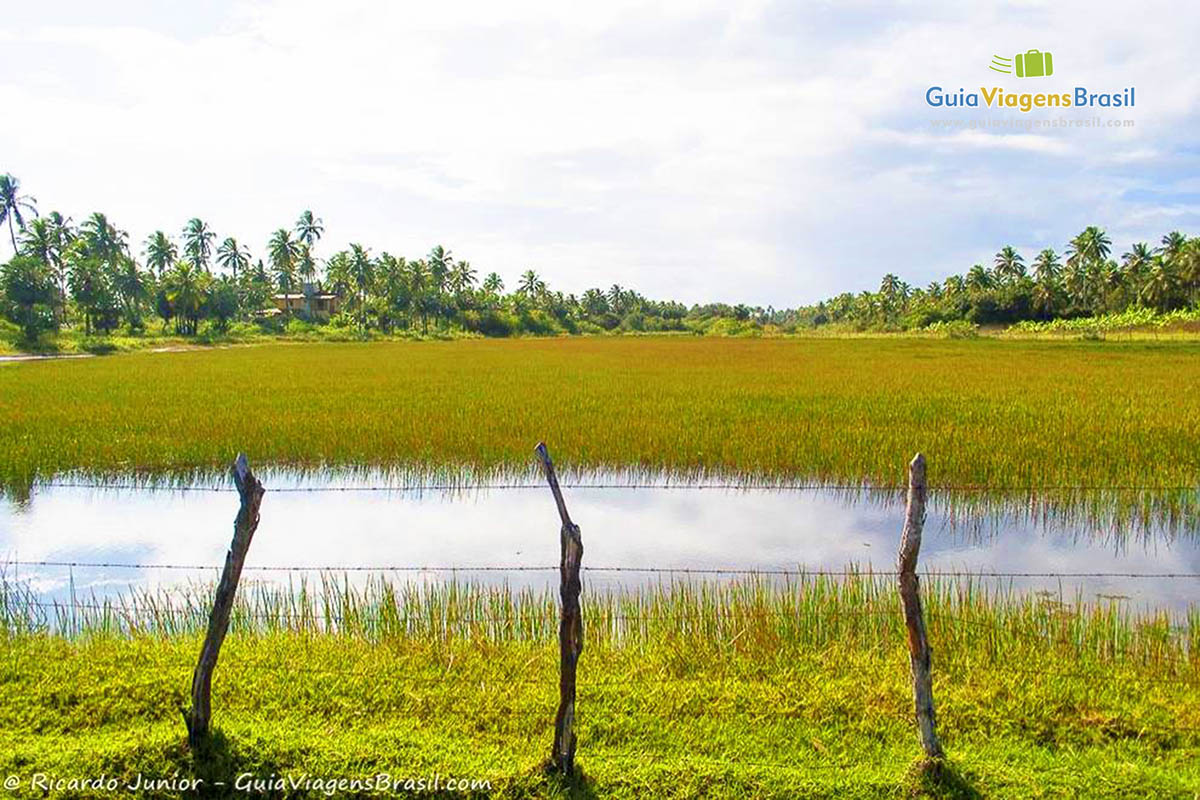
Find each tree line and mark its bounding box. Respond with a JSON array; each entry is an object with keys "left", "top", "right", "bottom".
[
  {"left": 796, "top": 227, "right": 1200, "bottom": 331},
  {"left": 0, "top": 173, "right": 705, "bottom": 341},
  {"left": 2, "top": 172, "right": 1198, "bottom": 342}
]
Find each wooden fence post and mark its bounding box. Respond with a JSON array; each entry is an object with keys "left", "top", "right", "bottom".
[
  {"left": 184, "top": 453, "right": 265, "bottom": 748},
  {"left": 535, "top": 442, "right": 584, "bottom": 775},
  {"left": 897, "top": 452, "right": 944, "bottom": 761}
]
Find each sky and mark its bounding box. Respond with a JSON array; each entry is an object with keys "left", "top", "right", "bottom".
[{"left": 1, "top": 0, "right": 1198, "bottom": 306}]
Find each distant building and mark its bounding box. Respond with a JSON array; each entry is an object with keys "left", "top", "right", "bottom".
[{"left": 272, "top": 284, "right": 341, "bottom": 320}]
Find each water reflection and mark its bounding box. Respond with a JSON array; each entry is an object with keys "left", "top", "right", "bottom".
[{"left": 2, "top": 471, "right": 1198, "bottom": 614}]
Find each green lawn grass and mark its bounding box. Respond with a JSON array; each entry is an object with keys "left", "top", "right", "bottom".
[
  {"left": 2, "top": 337, "right": 1199, "bottom": 523},
  {"left": 2, "top": 575, "right": 1197, "bottom": 798}
]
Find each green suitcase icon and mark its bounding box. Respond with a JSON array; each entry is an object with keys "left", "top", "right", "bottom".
[{"left": 1015, "top": 49, "right": 1053, "bottom": 78}]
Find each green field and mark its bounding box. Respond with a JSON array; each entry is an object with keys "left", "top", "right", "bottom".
[
  {"left": 3, "top": 337, "right": 1199, "bottom": 505},
  {"left": 2, "top": 575, "right": 1197, "bottom": 798}
]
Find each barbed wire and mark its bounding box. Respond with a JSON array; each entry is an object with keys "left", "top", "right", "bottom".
[
  {"left": 13, "top": 598, "right": 900, "bottom": 625},
  {"left": 26, "top": 480, "right": 1200, "bottom": 494},
  {"left": 8, "top": 559, "right": 1200, "bottom": 578}
]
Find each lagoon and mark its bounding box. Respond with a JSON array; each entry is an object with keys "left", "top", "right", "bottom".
[{"left": 2, "top": 470, "right": 1197, "bottom": 617}]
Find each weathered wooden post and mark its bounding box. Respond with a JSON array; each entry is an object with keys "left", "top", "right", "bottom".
[
  {"left": 184, "top": 453, "right": 265, "bottom": 747},
  {"left": 535, "top": 442, "right": 583, "bottom": 775},
  {"left": 897, "top": 452, "right": 944, "bottom": 761}
]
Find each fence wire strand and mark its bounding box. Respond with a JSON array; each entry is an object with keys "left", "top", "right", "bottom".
[
  {"left": 26, "top": 480, "right": 1200, "bottom": 494},
  {"left": 8, "top": 559, "right": 1200, "bottom": 578}
]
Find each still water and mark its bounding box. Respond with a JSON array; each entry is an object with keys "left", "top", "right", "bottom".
[{"left": 2, "top": 470, "right": 1197, "bottom": 614}]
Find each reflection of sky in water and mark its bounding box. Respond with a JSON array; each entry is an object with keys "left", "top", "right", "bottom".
[{"left": 2, "top": 472, "right": 1198, "bottom": 615}]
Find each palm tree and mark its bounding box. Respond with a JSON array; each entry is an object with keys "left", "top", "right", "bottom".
[
  {"left": 46, "top": 213, "right": 74, "bottom": 320},
  {"left": 297, "top": 244, "right": 317, "bottom": 287},
  {"left": 429, "top": 245, "right": 454, "bottom": 286},
  {"left": 1031, "top": 277, "right": 1061, "bottom": 317},
  {"left": 348, "top": 243, "right": 375, "bottom": 332},
  {"left": 325, "top": 251, "right": 352, "bottom": 299},
  {"left": 405, "top": 259, "right": 430, "bottom": 333},
  {"left": 426, "top": 245, "right": 454, "bottom": 329},
  {"left": 268, "top": 228, "right": 300, "bottom": 311},
  {"left": 19, "top": 218, "right": 54, "bottom": 266},
  {"left": 965, "top": 264, "right": 993, "bottom": 292},
  {"left": 449, "top": 260, "right": 477, "bottom": 294},
  {"left": 1066, "top": 226, "right": 1111, "bottom": 268},
  {"left": 144, "top": 231, "right": 178, "bottom": 278},
  {"left": 112, "top": 256, "right": 149, "bottom": 328},
  {"left": 992, "top": 246, "right": 1025, "bottom": 283},
  {"left": 164, "top": 260, "right": 206, "bottom": 334},
  {"left": 1100, "top": 260, "right": 1126, "bottom": 311},
  {"left": 81, "top": 212, "right": 127, "bottom": 267},
  {"left": 18, "top": 217, "right": 66, "bottom": 323},
  {"left": 1139, "top": 259, "right": 1176, "bottom": 312},
  {"left": 295, "top": 210, "right": 324, "bottom": 248},
  {"left": 519, "top": 269, "right": 545, "bottom": 300},
  {"left": 482, "top": 272, "right": 504, "bottom": 294},
  {"left": 879, "top": 273, "right": 902, "bottom": 305},
  {"left": 216, "top": 237, "right": 251, "bottom": 280},
  {"left": 67, "top": 250, "right": 108, "bottom": 335},
  {"left": 1180, "top": 239, "right": 1200, "bottom": 306},
  {"left": 1032, "top": 248, "right": 1060, "bottom": 283},
  {"left": 1160, "top": 231, "right": 1187, "bottom": 266},
  {"left": 182, "top": 218, "right": 215, "bottom": 272},
  {"left": 45, "top": 212, "right": 75, "bottom": 256},
  {"left": 0, "top": 173, "right": 37, "bottom": 251},
  {"left": 1121, "top": 242, "right": 1154, "bottom": 275},
  {"left": 373, "top": 253, "right": 409, "bottom": 331},
  {"left": 582, "top": 287, "right": 609, "bottom": 315},
  {"left": 1063, "top": 261, "right": 1089, "bottom": 311}
]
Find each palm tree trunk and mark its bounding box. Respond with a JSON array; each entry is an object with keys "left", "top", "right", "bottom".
[{"left": 7, "top": 217, "right": 16, "bottom": 252}]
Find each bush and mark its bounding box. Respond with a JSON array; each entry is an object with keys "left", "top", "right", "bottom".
[
  {"left": 461, "top": 309, "right": 518, "bottom": 338},
  {"left": 79, "top": 338, "right": 118, "bottom": 355},
  {"left": 618, "top": 311, "right": 646, "bottom": 332},
  {"left": 702, "top": 317, "right": 763, "bottom": 337},
  {"left": 225, "top": 321, "right": 264, "bottom": 338},
  {"left": 1009, "top": 307, "right": 1200, "bottom": 334},
  {"left": 575, "top": 319, "right": 608, "bottom": 335},
  {"left": 923, "top": 320, "right": 979, "bottom": 339},
  {"left": 1, "top": 256, "right": 59, "bottom": 341},
  {"left": 516, "top": 310, "right": 561, "bottom": 336},
  {"left": 285, "top": 318, "right": 318, "bottom": 336}
]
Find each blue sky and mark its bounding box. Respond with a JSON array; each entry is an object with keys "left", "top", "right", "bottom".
[{"left": 1, "top": 0, "right": 1197, "bottom": 305}]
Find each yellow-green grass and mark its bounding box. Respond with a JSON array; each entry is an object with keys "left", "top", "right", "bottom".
[
  {"left": 2, "top": 576, "right": 1197, "bottom": 798},
  {"left": 2, "top": 337, "right": 1199, "bottom": 519}
]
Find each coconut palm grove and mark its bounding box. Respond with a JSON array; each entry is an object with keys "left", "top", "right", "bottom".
[{"left": 1, "top": 171, "right": 1199, "bottom": 346}]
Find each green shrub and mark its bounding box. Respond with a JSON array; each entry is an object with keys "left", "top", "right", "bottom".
[{"left": 923, "top": 320, "right": 979, "bottom": 339}]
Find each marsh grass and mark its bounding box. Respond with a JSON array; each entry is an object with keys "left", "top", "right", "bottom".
[
  {"left": 5, "top": 572, "right": 1196, "bottom": 669},
  {"left": 2, "top": 574, "right": 1198, "bottom": 797},
  {"left": 3, "top": 338, "right": 1199, "bottom": 531}
]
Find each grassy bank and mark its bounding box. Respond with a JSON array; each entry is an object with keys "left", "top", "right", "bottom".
[
  {"left": 2, "top": 337, "right": 1199, "bottom": 516},
  {"left": 0, "top": 317, "right": 469, "bottom": 358},
  {"left": 2, "top": 576, "right": 1197, "bottom": 798}
]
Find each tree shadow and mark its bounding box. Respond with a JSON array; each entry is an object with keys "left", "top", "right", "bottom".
[
  {"left": 186, "top": 729, "right": 285, "bottom": 800},
  {"left": 904, "top": 757, "right": 982, "bottom": 800},
  {"left": 535, "top": 759, "right": 601, "bottom": 800}
]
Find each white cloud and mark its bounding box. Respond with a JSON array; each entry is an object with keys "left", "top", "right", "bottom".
[{"left": 1, "top": 0, "right": 1197, "bottom": 305}]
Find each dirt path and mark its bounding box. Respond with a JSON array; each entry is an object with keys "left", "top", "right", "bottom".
[{"left": 0, "top": 353, "right": 95, "bottom": 364}]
